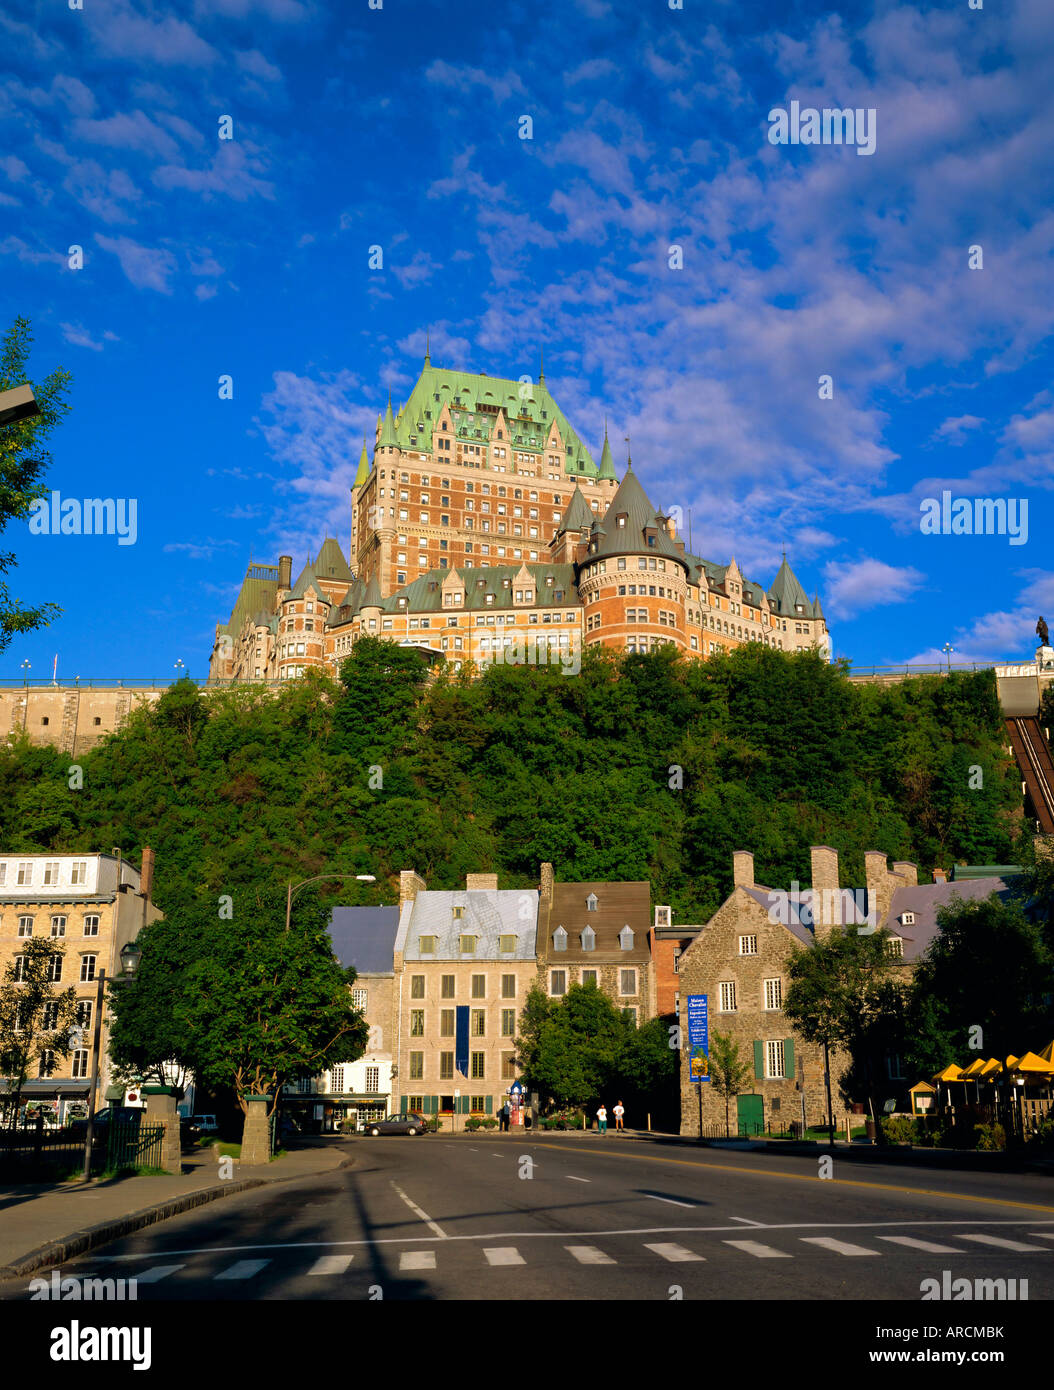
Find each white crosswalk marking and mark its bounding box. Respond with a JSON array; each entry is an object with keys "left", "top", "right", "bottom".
[
  {"left": 484, "top": 1248, "right": 526, "bottom": 1266},
  {"left": 800, "top": 1237, "right": 879, "bottom": 1257},
  {"left": 1028, "top": 1232, "right": 1054, "bottom": 1241},
  {"left": 135, "top": 1265, "right": 185, "bottom": 1283},
  {"left": 878, "top": 1236, "right": 965, "bottom": 1254},
  {"left": 565, "top": 1245, "right": 615, "bottom": 1265},
  {"left": 400, "top": 1250, "right": 436, "bottom": 1271},
  {"left": 306, "top": 1255, "right": 355, "bottom": 1276},
  {"left": 215, "top": 1259, "right": 270, "bottom": 1280},
  {"left": 957, "top": 1233, "right": 1050, "bottom": 1253},
  {"left": 644, "top": 1243, "right": 704, "bottom": 1263},
  {"left": 723, "top": 1239, "right": 792, "bottom": 1259}
]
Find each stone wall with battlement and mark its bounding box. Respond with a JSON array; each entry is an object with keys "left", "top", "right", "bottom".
[{"left": 0, "top": 686, "right": 166, "bottom": 758}]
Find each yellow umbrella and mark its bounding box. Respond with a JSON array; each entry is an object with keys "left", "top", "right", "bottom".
[
  {"left": 960, "top": 1058, "right": 987, "bottom": 1078},
  {"left": 1037, "top": 1040, "right": 1054, "bottom": 1063},
  {"left": 933, "top": 1064, "right": 966, "bottom": 1083},
  {"left": 979, "top": 1059, "right": 1003, "bottom": 1078},
  {"left": 1012, "top": 1051, "right": 1054, "bottom": 1075}
]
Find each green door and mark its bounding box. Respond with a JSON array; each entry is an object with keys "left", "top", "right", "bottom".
[{"left": 736, "top": 1093, "right": 764, "bottom": 1136}]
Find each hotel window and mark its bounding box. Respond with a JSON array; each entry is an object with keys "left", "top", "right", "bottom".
[
  {"left": 352, "top": 988, "right": 368, "bottom": 1010},
  {"left": 470, "top": 1094, "right": 486, "bottom": 1112},
  {"left": 764, "top": 978, "right": 783, "bottom": 1010},
  {"left": 501, "top": 1008, "right": 516, "bottom": 1036},
  {"left": 80, "top": 955, "right": 96, "bottom": 982},
  {"left": 501, "top": 973, "right": 516, "bottom": 998},
  {"left": 586, "top": 893, "right": 598, "bottom": 911},
  {"left": 460, "top": 934, "right": 478, "bottom": 955},
  {"left": 411, "top": 974, "right": 425, "bottom": 999},
  {"left": 550, "top": 970, "right": 567, "bottom": 997},
  {"left": 408, "top": 1095, "right": 424, "bottom": 1112},
  {"left": 739, "top": 935, "right": 757, "bottom": 955},
  {"left": 440, "top": 1052, "right": 454, "bottom": 1080},
  {"left": 17, "top": 916, "right": 33, "bottom": 938},
  {"left": 471, "top": 1009, "right": 486, "bottom": 1037},
  {"left": 581, "top": 968, "right": 598, "bottom": 988},
  {"left": 553, "top": 926, "right": 567, "bottom": 951},
  {"left": 42, "top": 1001, "right": 60, "bottom": 1029},
  {"left": 409, "top": 1052, "right": 424, "bottom": 1079},
  {"left": 502, "top": 1052, "right": 517, "bottom": 1079},
  {"left": 441, "top": 975, "right": 455, "bottom": 998},
  {"left": 471, "top": 974, "right": 486, "bottom": 999},
  {"left": 452, "top": 905, "right": 464, "bottom": 919},
  {"left": 410, "top": 1010, "right": 425, "bottom": 1036},
  {"left": 471, "top": 1053, "right": 485, "bottom": 1079},
  {"left": 440, "top": 1008, "right": 455, "bottom": 1037},
  {"left": 50, "top": 916, "right": 66, "bottom": 938},
  {"left": 17, "top": 862, "right": 32, "bottom": 886},
  {"left": 765, "top": 1040, "right": 787, "bottom": 1078},
  {"left": 499, "top": 934, "right": 516, "bottom": 953},
  {"left": 619, "top": 969, "right": 637, "bottom": 996},
  {"left": 70, "top": 861, "right": 87, "bottom": 886},
  {"left": 719, "top": 981, "right": 737, "bottom": 1012},
  {"left": 47, "top": 954, "right": 63, "bottom": 982},
  {"left": 75, "top": 998, "right": 92, "bottom": 1029},
  {"left": 43, "top": 861, "right": 60, "bottom": 885}
]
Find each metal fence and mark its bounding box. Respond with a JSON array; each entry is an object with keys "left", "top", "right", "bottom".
[{"left": 0, "top": 1120, "right": 165, "bottom": 1179}]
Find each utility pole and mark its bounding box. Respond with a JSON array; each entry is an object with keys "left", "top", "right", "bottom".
[{"left": 81, "top": 968, "right": 106, "bottom": 1181}]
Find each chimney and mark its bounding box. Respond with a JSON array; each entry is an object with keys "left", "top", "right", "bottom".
[
  {"left": 733, "top": 850, "right": 754, "bottom": 890},
  {"left": 864, "top": 850, "right": 891, "bottom": 926},
  {"left": 539, "top": 861, "right": 554, "bottom": 909},
  {"left": 466, "top": 873, "right": 498, "bottom": 891},
  {"left": 892, "top": 860, "right": 918, "bottom": 887},
  {"left": 399, "top": 869, "right": 426, "bottom": 908},
  {"left": 810, "top": 845, "right": 841, "bottom": 938},
  {"left": 140, "top": 846, "right": 155, "bottom": 900},
  {"left": 932, "top": 867, "right": 947, "bottom": 884},
  {"left": 278, "top": 554, "right": 292, "bottom": 589}
]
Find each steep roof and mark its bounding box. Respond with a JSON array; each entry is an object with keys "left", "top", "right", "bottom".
[
  {"left": 403, "top": 889, "right": 539, "bottom": 960},
  {"left": 597, "top": 427, "right": 617, "bottom": 480},
  {"left": 288, "top": 563, "right": 328, "bottom": 602},
  {"left": 388, "top": 362, "right": 600, "bottom": 476},
  {"left": 313, "top": 537, "right": 354, "bottom": 585},
  {"left": 557, "top": 485, "right": 595, "bottom": 534},
  {"left": 884, "top": 878, "right": 1017, "bottom": 962},
  {"left": 218, "top": 563, "right": 280, "bottom": 639},
  {"left": 327, "top": 906, "right": 400, "bottom": 976},
  {"left": 589, "top": 467, "right": 689, "bottom": 572},
  {"left": 379, "top": 395, "right": 398, "bottom": 447},
  {"left": 353, "top": 440, "right": 370, "bottom": 488},
  {"left": 768, "top": 555, "right": 811, "bottom": 616}
]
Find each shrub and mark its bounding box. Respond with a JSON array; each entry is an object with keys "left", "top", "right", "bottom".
[
  {"left": 879, "top": 1115, "right": 916, "bottom": 1145},
  {"left": 974, "top": 1122, "right": 1007, "bottom": 1151}
]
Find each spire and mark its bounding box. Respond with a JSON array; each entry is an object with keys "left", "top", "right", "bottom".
[
  {"left": 379, "top": 391, "right": 398, "bottom": 448},
  {"left": 424, "top": 331, "right": 431, "bottom": 368},
  {"left": 539, "top": 346, "right": 545, "bottom": 386},
  {"left": 353, "top": 437, "right": 370, "bottom": 488},
  {"left": 597, "top": 421, "right": 616, "bottom": 480},
  {"left": 624, "top": 434, "right": 632, "bottom": 470}
]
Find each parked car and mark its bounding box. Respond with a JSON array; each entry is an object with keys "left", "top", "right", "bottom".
[
  {"left": 191, "top": 1114, "right": 219, "bottom": 1133},
  {"left": 365, "top": 1112, "right": 428, "bottom": 1136}
]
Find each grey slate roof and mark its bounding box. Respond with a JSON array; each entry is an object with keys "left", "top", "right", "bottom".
[
  {"left": 743, "top": 886, "right": 874, "bottom": 947},
  {"left": 768, "top": 556, "right": 811, "bottom": 616},
  {"left": 403, "top": 889, "right": 539, "bottom": 961},
  {"left": 347, "top": 564, "right": 579, "bottom": 618},
  {"left": 327, "top": 906, "right": 400, "bottom": 975},
  {"left": 589, "top": 468, "right": 689, "bottom": 571},
  {"left": 884, "top": 879, "right": 1017, "bottom": 963}
]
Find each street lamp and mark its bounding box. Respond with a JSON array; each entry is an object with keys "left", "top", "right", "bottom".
[
  {"left": 285, "top": 873, "right": 376, "bottom": 931},
  {"left": 20, "top": 659, "right": 30, "bottom": 686},
  {"left": 942, "top": 643, "right": 954, "bottom": 673},
  {"left": 174, "top": 659, "right": 185, "bottom": 678},
  {"left": 120, "top": 940, "right": 143, "bottom": 978}
]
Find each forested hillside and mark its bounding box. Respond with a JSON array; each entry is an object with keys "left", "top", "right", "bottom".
[{"left": 0, "top": 641, "right": 1023, "bottom": 921}]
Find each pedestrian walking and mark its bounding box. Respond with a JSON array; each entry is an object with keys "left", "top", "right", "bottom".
[
  {"left": 596, "top": 1104, "right": 607, "bottom": 1135},
  {"left": 613, "top": 1100, "right": 625, "bottom": 1132},
  {"left": 499, "top": 1101, "right": 510, "bottom": 1132}
]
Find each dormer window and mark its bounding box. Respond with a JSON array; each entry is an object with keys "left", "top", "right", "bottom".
[
  {"left": 886, "top": 937, "right": 904, "bottom": 958},
  {"left": 553, "top": 926, "right": 568, "bottom": 952},
  {"left": 900, "top": 911, "right": 915, "bottom": 926},
  {"left": 586, "top": 893, "right": 598, "bottom": 911},
  {"left": 616, "top": 515, "right": 626, "bottom": 528},
  {"left": 581, "top": 926, "right": 595, "bottom": 952},
  {"left": 618, "top": 925, "right": 634, "bottom": 950}
]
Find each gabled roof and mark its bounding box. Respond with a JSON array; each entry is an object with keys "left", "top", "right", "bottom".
[
  {"left": 589, "top": 467, "right": 689, "bottom": 572},
  {"left": 403, "top": 889, "right": 539, "bottom": 960},
  {"left": 768, "top": 555, "right": 811, "bottom": 616},
  {"left": 313, "top": 537, "right": 354, "bottom": 585}
]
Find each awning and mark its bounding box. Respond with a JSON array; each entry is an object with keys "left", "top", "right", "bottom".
[
  {"left": 932, "top": 1064, "right": 966, "bottom": 1083},
  {"left": 0, "top": 1080, "right": 92, "bottom": 1095}
]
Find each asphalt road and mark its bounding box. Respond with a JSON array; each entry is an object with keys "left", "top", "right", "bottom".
[{"left": 7, "top": 1136, "right": 1054, "bottom": 1301}]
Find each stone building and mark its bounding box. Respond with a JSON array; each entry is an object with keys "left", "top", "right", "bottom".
[
  {"left": 0, "top": 850, "right": 161, "bottom": 1125},
  {"left": 0, "top": 685, "right": 165, "bottom": 758},
  {"left": 390, "top": 871, "right": 539, "bottom": 1122},
  {"left": 209, "top": 353, "right": 831, "bottom": 681},
  {"left": 536, "top": 863, "right": 654, "bottom": 1024}
]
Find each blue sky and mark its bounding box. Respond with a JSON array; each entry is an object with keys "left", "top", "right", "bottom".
[{"left": 3, "top": 0, "right": 1052, "bottom": 681}]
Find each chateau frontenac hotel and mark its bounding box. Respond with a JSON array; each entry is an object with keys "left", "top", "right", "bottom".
[{"left": 209, "top": 354, "right": 831, "bottom": 681}]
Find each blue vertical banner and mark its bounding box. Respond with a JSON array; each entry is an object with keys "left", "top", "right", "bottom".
[
  {"left": 455, "top": 1005, "right": 470, "bottom": 1076},
  {"left": 687, "top": 994, "right": 710, "bottom": 1083}
]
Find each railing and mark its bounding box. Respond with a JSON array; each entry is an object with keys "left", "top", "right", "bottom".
[
  {"left": 847, "top": 663, "right": 996, "bottom": 678},
  {"left": 0, "top": 678, "right": 288, "bottom": 690},
  {"left": 105, "top": 1121, "right": 164, "bottom": 1173},
  {"left": 0, "top": 1125, "right": 91, "bottom": 1179}
]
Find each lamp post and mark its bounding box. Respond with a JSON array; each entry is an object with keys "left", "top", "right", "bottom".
[
  {"left": 942, "top": 643, "right": 954, "bottom": 674},
  {"left": 285, "top": 873, "right": 376, "bottom": 932},
  {"left": 174, "top": 659, "right": 185, "bottom": 678},
  {"left": 20, "top": 659, "right": 30, "bottom": 687},
  {"left": 81, "top": 941, "right": 142, "bottom": 1181}
]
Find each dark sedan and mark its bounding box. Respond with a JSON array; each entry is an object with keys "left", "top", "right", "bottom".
[{"left": 364, "top": 1112, "right": 428, "bottom": 1136}]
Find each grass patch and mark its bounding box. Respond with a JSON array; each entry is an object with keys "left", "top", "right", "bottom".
[{"left": 213, "top": 1142, "right": 241, "bottom": 1159}]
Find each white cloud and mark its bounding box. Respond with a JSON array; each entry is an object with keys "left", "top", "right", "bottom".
[
  {"left": 95, "top": 234, "right": 177, "bottom": 293},
  {"left": 822, "top": 557, "right": 925, "bottom": 620}
]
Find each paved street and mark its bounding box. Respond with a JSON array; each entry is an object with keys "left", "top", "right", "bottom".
[{"left": 4, "top": 1136, "right": 1053, "bottom": 1300}]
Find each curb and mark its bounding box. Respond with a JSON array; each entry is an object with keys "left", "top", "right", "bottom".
[{"left": 0, "top": 1153, "right": 357, "bottom": 1284}]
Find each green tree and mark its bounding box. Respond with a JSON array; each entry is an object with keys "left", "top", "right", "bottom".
[
  {"left": 0, "top": 939, "right": 78, "bottom": 1130},
  {"left": 705, "top": 1031, "right": 755, "bottom": 1138},
  {"left": 0, "top": 317, "right": 70, "bottom": 649},
  {"left": 783, "top": 926, "right": 908, "bottom": 1147}
]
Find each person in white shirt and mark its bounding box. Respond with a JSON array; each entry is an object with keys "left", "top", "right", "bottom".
[
  {"left": 613, "top": 1100, "right": 625, "bottom": 1132},
  {"left": 596, "top": 1104, "right": 607, "bottom": 1135}
]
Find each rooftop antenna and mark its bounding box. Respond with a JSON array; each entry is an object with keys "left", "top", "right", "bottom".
[
  {"left": 539, "top": 346, "right": 545, "bottom": 386},
  {"left": 624, "top": 435, "right": 631, "bottom": 468},
  {"left": 424, "top": 330, "right": 430, "bottom": 367}
]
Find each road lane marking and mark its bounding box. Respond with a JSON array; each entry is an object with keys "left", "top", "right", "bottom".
[
  {"left": 644, "top": 1243, "right": 703, "bottom": 1262},
  {"left": 215, "top": 1259, "right": 270, "bottom": 1280},
  {"left": 957, "top": 1233, "right": 1050, "bottom": 1252},
  {"left": 723, "top": 1240, "right": 792, "bottom": 1259},
  {"left": 729, "top": 1216, "right": 762, "bottom": 1226},
  {"left": 306, "top": 1255, "right": 355, "bottom": 1276},
  {"left": 566, "top": 1245, "right": 614, "bottom": 1265},
  {"left": 800, "top": 1237, "right": 879, "bottom": 1257},
  {"left": 566, "top": 1176, "right": 590, "bottom": 1183},
  {"left": 484, "top": 1248, "right": 526, "bottom": 1266},
  {"left": 643, "top": 1193, "right": 694, "bottom": 1208},
  {"left": 390, "top": 1181, "right": 447, "bottom": 1239},
  {"left": 878, "top": 1236, "right": 965, "bottom": 1254},
  {"left": 530, "top": 1141, "right": 1054, "bottom": 1214},
  {"left": 135, "top": 1265, "right": 185, "bottom": 1283},
  {"left": 399, "top": 1251, "right": 436, "bottom": 1271}
]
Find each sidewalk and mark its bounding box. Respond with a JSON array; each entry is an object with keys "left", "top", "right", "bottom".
[{"left": 0, "top": 1137, "right": 353, "bottom": 1282}]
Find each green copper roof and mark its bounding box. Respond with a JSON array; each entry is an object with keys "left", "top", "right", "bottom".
[
  {"left": 379, "top": 396, "right": 398, "bottom": 448},
  {"left": 597, "top": 427, "right": 616, "bottom": 480},
  {"left": 219, "top": 565, "right": 280, "bottom": 639},
  {"left": 768, "top": 555, "right": 811, "bottom": 616},
  {"left": 361, "top": 575, "right": 383, "bottom": 609},
  {"left": 313, "top": 537, "right": 354, "bottom": 584},
  {"left": 353, "top": 439, "right": 370, "bottom": 488},
  {"left": 557, "top": 485, "right": 595, "bottom": 534},
  {"left": 589, "top": 468, "right": 689, "bottom": 572},
  {"left": 386, "top": 363, "right": 599, "bottom": 475},
  {"left": 288, "top": 563, "right": 328, "bottom": 602}
]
